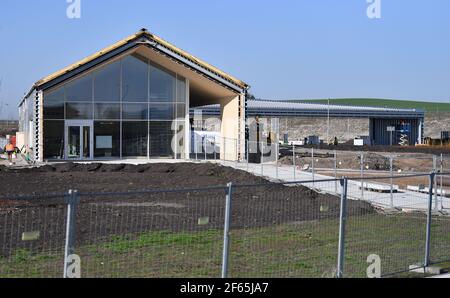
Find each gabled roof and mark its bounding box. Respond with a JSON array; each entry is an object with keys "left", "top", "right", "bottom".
[{"left": 32, "top": 28, "right": 249, "bottom": 92}]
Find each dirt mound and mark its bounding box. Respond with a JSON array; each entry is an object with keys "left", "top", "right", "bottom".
[
  {"left": 0, "top": 162, "right": 376, "bottom": 255},
  {"left": 301, "top": 143, "right": 450, "bottom": 155},
  {"left": 361, "top": 152, "right": 392, "bottom": 170},
  {"left": 0, "top": 162, "right": 269, "bottom": 197},
  {"left": 278, "top": 149, "right": 398, "bottom": 171}
]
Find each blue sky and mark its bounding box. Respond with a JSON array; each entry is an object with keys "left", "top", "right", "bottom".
[{"left": 0, "top": 0, "right": 449, "bottom": 119}]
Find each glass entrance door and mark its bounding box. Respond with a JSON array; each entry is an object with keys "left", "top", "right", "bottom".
[
  {"left": 67, "top": 126, "right": 81, "bottom": 159},
  {"left": 65, "top": 120, "right": 93, "bottom": 159}
]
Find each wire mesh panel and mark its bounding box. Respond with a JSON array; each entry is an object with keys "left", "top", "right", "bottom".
[
  {"left": 429, "top": 214, "right": 450, "bottom": 266},
  {"left": 74, "top": 188, "right": 226, "bottom": 278},
  {"left": 0, "top": 195, "right": 67, "bottom": 278},
  {"left": 228, "top": 183, "right": 341, "bottom": 278},
  {"left": 276, "top": 143, "right": 297, "bottom": 182},
  {"left": 394, "top": 155, "right": 434, "bottom": 174},
  {"left": 343, "top": 175, "right": 429, "bottom": 277},
  {"left": 429, "top": 173, "right": 450, "bottom": 265},
  {"left": 438, "top": 160, "right": 450, "bottom": 210},
  {"left": 301, "top": 177, "right": 342, "bottom": 198},
  {"left": 352, "top": 174, "right": 431, "bottom": 211}
]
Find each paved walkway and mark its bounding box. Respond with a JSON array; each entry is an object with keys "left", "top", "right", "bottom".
[
  {"left": 30, "top": 157, "right": 450, "bottom": 213},
  {"left": 220, "top": 160, "right": 450, "bottom": 213},
  {"left": 430, "top": 273, "right": 450, "bottom": 278}
]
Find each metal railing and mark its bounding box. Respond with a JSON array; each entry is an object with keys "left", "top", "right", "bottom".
[{"left": 213, "top": 142, "right": 450, "bottom": 213}]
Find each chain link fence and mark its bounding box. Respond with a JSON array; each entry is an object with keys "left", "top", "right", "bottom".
[
  {"left": 69, "top": 187, "right": 227, "bottom": 278},
  {"left": 0, "top": 172, "right": 449, "bottom": 278},
  {"left": 0, "top": 194, "right": 67, "bottom": 278},
  {"left": 228, "top": 182, "right": 341, "bottom": 278}
]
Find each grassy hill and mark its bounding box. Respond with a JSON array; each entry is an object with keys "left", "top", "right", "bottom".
[{"left": 286, "top": 98, "right": 450, "bottom": 112}]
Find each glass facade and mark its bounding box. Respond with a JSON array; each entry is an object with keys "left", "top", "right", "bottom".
[
  {"left": 43, "top": 120, "right": 65, "bottom": 159},
  {"left": 42, "top": 52, "right": 187, "bottom": 159}
]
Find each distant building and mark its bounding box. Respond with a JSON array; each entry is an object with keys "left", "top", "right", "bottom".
[{"left": 193, "top": 99, "right": 425, "bottom": 146}]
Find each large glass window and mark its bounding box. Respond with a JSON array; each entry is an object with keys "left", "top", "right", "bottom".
[
  {"left": 122, "top": 54, "right": 148, "bottom": 102},
  {"left": 44, "top": 88, "right": 65, "bottom": 119},
  {"left": 43, "top": 120, "right": 64, "bottom": 159},
  {"left": 65, "top": 74, "right": 93, "bottom": 102},
  {"left": 94, "top": 103, "right": 120, "bottom": 120},
  {"left": 94, "top": 121, "right": 120, "bottom": 158},
  {"left": 122, "top": 122, "right": 148, "bottom": 157},
  {"left": 122, "top": 103, "right": 148, "bottom": 120},
  {"left": 172, "top": 120, "right": 186, "bottom": 159},
  {"left": 149, "top": 121, "right": 173, "bottom": 157},
  {"left": 43, "top": 53, "right": 188, "bottom": 160},
  {"left": 176, "top": 76, "right": 186, "bottom": 103},
  {"left": 94, "top": 61, "right": 121, "bottom": 102},
  {"left": 66, "top": 103, "right": 93, "bottom": 119},
  {"left": 149, "top": 104, "right": 174, "bottom": 120},
  {"left": 150, "top": 63, "right": 175, "bottom": 103},
  {"left": 175, "top": 103, "right": 186, "bottom": 120}
]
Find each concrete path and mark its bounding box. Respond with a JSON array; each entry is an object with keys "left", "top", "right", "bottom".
[
  {"left": 34, "top": 157, "right": 450, "bottom": 213},
  {"left": 221, "top": 160, "right": 450, "bottom": 213},
  {"left": 430, "top": 273, "right": 450, "bottom": 278}
]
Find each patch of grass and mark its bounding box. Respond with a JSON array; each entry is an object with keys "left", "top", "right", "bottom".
[
  {"left": 286, "top": 98, "right": 450, "bottom": 112},
  {"left": 1, "top": 213, "right": 449, "bottom": 278}
]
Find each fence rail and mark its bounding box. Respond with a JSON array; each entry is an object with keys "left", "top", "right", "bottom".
[{"left": 1, "top": 171, "right": 449, "bottom": 278}]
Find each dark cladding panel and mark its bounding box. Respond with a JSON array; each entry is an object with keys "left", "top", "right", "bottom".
[{"left": 370, "top": 118, "right": 420, "bottom": 146}]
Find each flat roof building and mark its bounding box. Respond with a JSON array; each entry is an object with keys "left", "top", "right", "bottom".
[
  {"left": 193, "top": 99, "right": 425, "bottom": 146},
  {"left": 19, "top": 29, "right": 248, "bottom": 162}
]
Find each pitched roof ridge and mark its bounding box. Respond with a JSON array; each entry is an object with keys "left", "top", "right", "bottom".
[{"left": 34, "top": 28, "right": 248, "bottom": 89}]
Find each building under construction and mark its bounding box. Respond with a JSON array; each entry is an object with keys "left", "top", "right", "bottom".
[
  {"left": 193, "top": 99, "right": 425, "bottom": 146},
  {"left": 18, "top": 29, "right": 248, "bottom": 162},
  {"left": 17, "top": 29, "right": 426, "bottom": 163}
]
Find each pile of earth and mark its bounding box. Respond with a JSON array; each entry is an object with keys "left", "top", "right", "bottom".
[{"left": 0, "top": 162, "right": 376, "bottom": 255}]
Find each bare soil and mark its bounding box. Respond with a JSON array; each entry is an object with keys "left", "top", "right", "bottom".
[
  {"left": 279, "top": 145, "right": 449, "bottom": 173},
  {"left": 299, "top": 144, "right": 450, "bottom": 155},
  {"left": 0, "top": 162, "right": 374, "bottom": 256}
]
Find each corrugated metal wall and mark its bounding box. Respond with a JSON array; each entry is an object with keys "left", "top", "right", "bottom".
[{"left": 370, "top": 118, "right": 421, "bottom": 145}]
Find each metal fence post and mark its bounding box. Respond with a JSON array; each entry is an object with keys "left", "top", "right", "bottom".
[
  {"left": 425, "top": 172, "right": 435, "bottom": 268},
  {"left": 311, "top": 147, "right": 315, "bottom": 186},
  {"left": 64, "top": 189, "right": 79, "bottom": 278},
  {"left": 204, "top": 137, "right": 207, "bottom": 161},
  {"left": 390, "top": 155, "right": 394, "bottom": 208},
  {"left": 275, "top": 142, "right": 279, "bottom": 179},
  {"left": 292, "top": 143, "right": 296, "bottom": 181},
  {"left": 223, "top": 137, "right": 226, "bottom": 163},
  {"left": 246, "top": 140, "right": 249, "bottom": 172},
  {"left": 433, "top": 155, "right": 438, "bottom": 211},
  {"left": 221, "top": 183, "right": 233, "bottom": 278},
  {"left": 440, "top": 154, "right": 444, "bottom": 210},
  {"left": 334, "top": 150, "right": 337, "bottom": 194},
  {"left": 433, "top": 155, "right": 438, "bottom": 210},
  {"left": 360, "top": 152, "right": 364, "bottom": 200},
  {"left": 235, "top": 139, "right": 238, "bottom": 168},
  {"left": 195, "top": 136, "right": 198, "bottom": 161},
  {"left": 261, "top": 142, "right": 264, "bottom": 176},
  {"left": 337, "top": 178, "right": 348, "bottom": 278}
]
